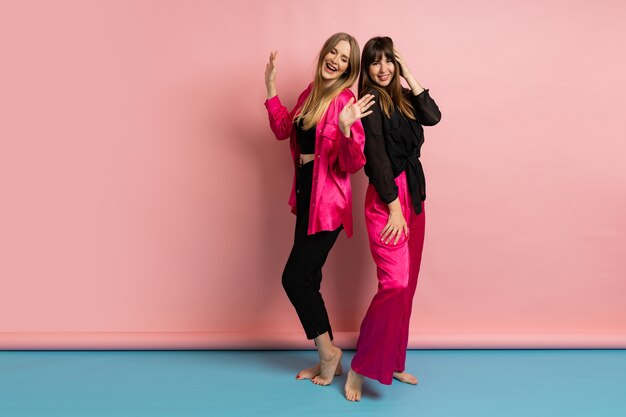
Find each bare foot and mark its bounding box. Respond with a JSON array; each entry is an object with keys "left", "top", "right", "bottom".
[
  {"left": 296, "top": 362, "right": 343, "bottom": 380},
  {"left": 311, "top": 347, "right": 342, "bottom": 386},
  {"left": 393, "top": 371, "right": 418, "bottom": 385},
  {"left": 344, "top": 369, "right": 364, "bottom": 402}
]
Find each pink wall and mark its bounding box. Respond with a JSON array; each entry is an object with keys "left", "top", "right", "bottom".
[{"left": 1, "top": 0, "right": 625, "bottom": 349}]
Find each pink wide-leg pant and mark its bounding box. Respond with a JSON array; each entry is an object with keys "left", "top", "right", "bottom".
[{"left": 351, "top": 171, "right": 425, "bottom": 385}]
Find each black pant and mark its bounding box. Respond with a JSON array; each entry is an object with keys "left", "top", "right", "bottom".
[{"left": 282, "top": 161, "right": 342, "bottom": 340}]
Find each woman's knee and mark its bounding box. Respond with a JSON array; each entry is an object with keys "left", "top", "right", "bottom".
[{"left": 281, "top": 264, "right": 300, "bottom": 294}]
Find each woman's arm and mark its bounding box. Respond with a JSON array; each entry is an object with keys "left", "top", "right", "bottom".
[
  {"left": 363, "top": 97, "right": 398, "bottom": 203},
  {"left": 264, "top": 51, "right": 293, "bottom": 140},
  {"left": 265, "top": 96, "right": 294, "bottom": 141},
  {"left": 363, "top": 99, "right": 407, "bottom": 245},
  {"left": 394, "top": 48, "right": 424, "bottom": 96},
  {"left": 408, "top": 89, "right": 441, "bottom": 126},
  {"left": 394, "top": 48, "right": 441, "bottom": 126}
]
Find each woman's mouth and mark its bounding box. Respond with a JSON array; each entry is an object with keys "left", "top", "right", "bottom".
[
  {"left": 325, "top": 62, "right": 338, "bottom": 73},
  {"left": 377, "top": 74, "right": 390, "bottom": 82}
]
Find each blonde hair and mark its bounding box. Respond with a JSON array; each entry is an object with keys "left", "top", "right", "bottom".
[
  {"left": 295, "top": 33, "right": 360, "bottom": 130},
  {"left": 359, "top": 36, "right": 415, "bottom": 120}
]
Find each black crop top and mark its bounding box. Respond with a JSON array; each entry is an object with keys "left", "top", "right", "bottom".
[
  {"left": 295, "top": 120, "right": 316, "bottom": 154},
  {"left": 362, "top": 89, "right": 441, "bottom": 215}
]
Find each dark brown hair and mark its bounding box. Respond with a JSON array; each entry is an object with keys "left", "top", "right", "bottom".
[{"left": 358, "top": 36, "right": 415, "bottom": 119}]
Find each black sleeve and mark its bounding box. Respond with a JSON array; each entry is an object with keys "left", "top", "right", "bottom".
[
  {"left": 363, "top": 100, "right": 398, "bottom": 204},
  {"left": 408, "top": 89, "right": 441, "bottom": 126}
]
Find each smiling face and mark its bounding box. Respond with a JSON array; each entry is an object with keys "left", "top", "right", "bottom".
[
  {"left": 320, "top": 40, "right": 351, "bottom": 85},
  {"left": 368, "top": 53, "right": 395, "bottom": 88}
]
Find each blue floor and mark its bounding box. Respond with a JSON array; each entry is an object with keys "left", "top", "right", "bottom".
[{"left": 1, "top": 350, "right": 625, "bottom": 417}]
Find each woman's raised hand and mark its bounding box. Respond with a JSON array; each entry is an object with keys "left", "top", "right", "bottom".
[
  {"left": 338, "top": 94, "right": 375, "bottom": 135},
  {"left": 393, "top": 48, "right": 413, "bottom": 81},
  {"left": 394, "top": 48, "right": 424, "bottom": 95},
  {"left": 265, "top": 51, "right": 278, "bottom": 98}
]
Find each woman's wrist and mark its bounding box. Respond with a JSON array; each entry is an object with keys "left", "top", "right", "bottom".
[
  {"left": 339, "top": 121, "right": 352, "bottom": 137},
  {"left": 266, "top": 82, "right": 277, "bottom": 99},
  {"left": 405, "top": 76, "right": 424, "bottom": 95},
  {"left": 387, "top": 198, "right": 402, "bottom": 213}
]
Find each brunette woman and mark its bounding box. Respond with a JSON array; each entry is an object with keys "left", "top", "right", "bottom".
[{"left": 345, "top": 36, "right": 441, "bottom": 401}]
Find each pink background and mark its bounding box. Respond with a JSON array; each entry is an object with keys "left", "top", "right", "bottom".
[{"left": 1, "top": 0, "right": 625, "bottom": 349}]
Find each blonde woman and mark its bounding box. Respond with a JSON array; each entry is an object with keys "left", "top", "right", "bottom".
[{"left": 264, "top": 33, "right": 374, "bottom": 386}]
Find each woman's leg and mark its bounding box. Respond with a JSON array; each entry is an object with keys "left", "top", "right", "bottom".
[
  {"left": 311, "top": 331, "right": 343, "bottom": 386},
  {"left": 394, "top": 202, "right": 425, "bottom": 384},
  {"left": 282, "top": 227, "right": 343, "bottom": 384},
  {"left": 347, "top": 182, "right": 410, "bottom": 401},
  {"left": 281, "top": 161, "right": 343, "bottom": 384},
  {"left": 349, "top": 182, "right": 411, "bottom": 386},
  {"left": 282, "top": 227, "right": 340, "bottom": 342}
]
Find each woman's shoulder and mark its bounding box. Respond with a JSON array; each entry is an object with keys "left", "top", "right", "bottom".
[
  {"left": 337, "top": 88, "right": 357, "bottom": 102},
  {"left": 360, "top": 87, "right": 380, "bottom": 98},
  {"left": 326, "top": 88, "right": 357, "bottom": 110}
]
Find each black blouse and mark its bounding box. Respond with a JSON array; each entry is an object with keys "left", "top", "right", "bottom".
[
  {"left": 362, "top": 88, "right": 441, "bottom": 214},
  {"left": 295, "top": 120, "right": 316, "bottom": 154}
]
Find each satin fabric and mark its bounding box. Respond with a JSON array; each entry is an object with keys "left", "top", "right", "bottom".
[
  {"left": 264, "top": 84, "right": 366, "bottom": 237},
  {"left": 351, "top": 171, "right": 425, "bottom": 385}
]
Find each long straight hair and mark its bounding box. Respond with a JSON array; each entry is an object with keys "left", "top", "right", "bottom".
[
  {"left": 295, "top": 33, "right": 360, "bottom": 129},
  {"left": 358, "top": 36, "right": 415, "bottom": 120}
]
